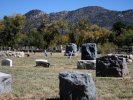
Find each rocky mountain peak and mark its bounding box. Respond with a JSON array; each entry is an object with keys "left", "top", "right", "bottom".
[
  {"left": 25, "top": 9, "right": 47, "bottom": 19},
  {"left": 24, "top": 6, "right": 133, "bottom": 28}
]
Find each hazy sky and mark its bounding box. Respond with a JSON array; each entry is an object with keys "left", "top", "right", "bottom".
[{"left": 0, "top": 0, "right": 133, "bottom": 19}]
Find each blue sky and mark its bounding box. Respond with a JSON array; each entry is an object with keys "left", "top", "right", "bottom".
[{"left": 0, "top": 0, "right": 133, "bottom": 19}]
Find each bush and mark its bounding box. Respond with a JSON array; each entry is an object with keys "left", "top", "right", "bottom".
[
  {"left": 97, "top": 44, "right": 102, "bottom": 54},
  {"left": 98, "top": 43, "right": 117, "bottom": 54}
]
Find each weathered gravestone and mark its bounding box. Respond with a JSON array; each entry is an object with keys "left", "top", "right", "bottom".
[
  {"left": 64, "top": 43, "right": 77, "bottom": 56},
  {"left": 77, "top": 60, "right": 96, "bottom": 69},
  {"left": 59, "top": 71, "right": 97, "bottom": 100},
  {"left": 96, "top": 55, "right": 129, "bottom": 77},
  {"left": 128, "top": 46, "right": 133, "bottom": 54},
  {"left": 0, "top": 72, "right": 12, "bottom": 94},
  {"left": 35, "top": 59, "right": 50, "bottom": 67},
  {"left": 77, "top": 43, "right": 97, "bottom": 69},
  {"left": 1, "top": 58, "right": 12, "bottom": 67},
  {"left": 81, "top": 43, "right": 97, "bottom": 60}
]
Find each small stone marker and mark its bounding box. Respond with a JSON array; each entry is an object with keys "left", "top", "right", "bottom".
[
  {"left": 0, "top": 72, "right": 12, "bottom": 94},
  {"left": 1, "top": 58, "right": 12, "bottom": 67},
  {"left": 59, "top": 71, "right": 97, "bottom": 100},
  {"left": 96, "top": 55, "right": 129, "bottom": 77},
  {"left": 35, "top": 59, "right": 50, "bottom": 67}
]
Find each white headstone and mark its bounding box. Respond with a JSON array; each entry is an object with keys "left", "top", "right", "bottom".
[
  {"left": 35, "top": 59, "right": 50, "bottom": 67},
  {"left": 1, "top": 59, "right": 12, "bottom": 67},
  {"left": 0, "top": 72, "right": 12, "bottom": 94}
]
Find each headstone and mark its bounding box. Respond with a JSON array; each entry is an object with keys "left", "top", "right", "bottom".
[
  {"left": 128, "top": 46, "right": 133, "bottom": 54},
  {"left": 77, "top": 43, "right": 97, "bottom": 69},
  {"left": 59, "top": 71, "right": 97, "bottom": 100},
  {"left": 64, "top": 43, "right": 77, "bottom": 56},
  {"left": 1, "top": 59, "right": 12, "bottom": 67},
  {"left": 35, "top": 59, "right": 50, "bottom": 67},
  {"left": 77, "top": 60, "right": 96, "bottom": 69},
  {"left": 0, "top": 72, "right": 12, "bottom": 94},
  {"left": 96, "top": 55, "right": 129, "bottom": 77},
  {"left": 81, "top": 43, "right": 97, "bottom": 60}
]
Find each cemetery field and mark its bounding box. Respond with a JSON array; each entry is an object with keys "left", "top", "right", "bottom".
[{"left": 0, "top": 52, "right": 133, "bottom": 100}]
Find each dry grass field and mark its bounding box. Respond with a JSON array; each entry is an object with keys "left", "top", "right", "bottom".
[{"left": 0, "top": 52, "right": 133, "bottom": 100}]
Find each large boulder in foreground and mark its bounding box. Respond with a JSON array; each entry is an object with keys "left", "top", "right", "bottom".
[
  {"left": 59, "top": 71, "right": 97, "bottom": 100},
  {"left": 81, "top": 43, "right": 97, "bottom": 60},
  {"left": 96, "top": 55, "right": 129, "bottom": 77},
  {"left": 0, "top": 72, "right": 12, "bottom": 94}
]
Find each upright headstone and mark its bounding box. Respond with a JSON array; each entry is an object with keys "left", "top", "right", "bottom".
[
  {"left": 59, "top": 71, "right": 97, "bottom": 100},
  {"left": 77, "top": 43, "right": 97, "bottom": 69},
  {"left": 96, "top": 55, "right": 129, "bottom": 77},
  {"left": 1, "top": 58, "right": 12, "bottom": 67},
  {"left": 64, "top": 43, "right": 77, "bottom": 56},
  {"left": 128, "top": 46, "right": 133, "bottom": 54},
  {"left": 81, "top": 43, "right": 97, "bottom": 60},
  {"left": 0, "top": 72, "right": 12, "bottom": 94}
]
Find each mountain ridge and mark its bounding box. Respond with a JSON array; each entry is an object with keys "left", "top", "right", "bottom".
[{"left": 24, "top": 6, "right": 133, "bottom": 28}]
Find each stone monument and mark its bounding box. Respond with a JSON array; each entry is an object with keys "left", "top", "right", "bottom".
[
  {"left": 77, "top": 43, "right": 97, "bottom": 69},
  {"left": 59, "top": 71, "right": 97, "bottom": 100},
  {"left": 1, "top": 58, "right": 12, "bottom": 67},
  {"left": 0, "top": 72, "right": 12, "bottom": 94},
  {"left": 35, "top": 59, "right": 50, "bottom": 67},
  {"left": 128, "top": 46, "right": 133, "bottom": 54},
  {"left": 64, "top": 43, "right": 77, "bottom": 56},
  {"left": 96, "top": 55, "right": 129, "bottom": 77}
]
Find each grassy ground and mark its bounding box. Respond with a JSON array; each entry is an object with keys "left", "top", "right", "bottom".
[{"left": 0, "top": 52, "right": 133, "bottom": 100}]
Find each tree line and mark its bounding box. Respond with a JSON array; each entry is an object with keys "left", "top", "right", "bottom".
[{"left": 0, "top": 14, "right": 133, "bottom": 50}]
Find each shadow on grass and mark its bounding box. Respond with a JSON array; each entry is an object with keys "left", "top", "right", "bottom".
[{"left": 46, "top": 98, "right": 60, "bottom": 100}]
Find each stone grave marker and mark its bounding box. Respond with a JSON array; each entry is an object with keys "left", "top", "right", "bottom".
[
  {"left": 96, "top": 55, "right": 129, "bottom": 77},
  {"left": 1, "top": 58, "right": 12, "bottom": 67},
  {"left": 0, "top": 72, "right": 12, "bottom": 94},
  {"left": 59, "top": 71, "right": 97, "bottom": 100},
  {"left": 35, "top": 59, "right": 50, "bottom": 67},
  {"left": 77, "top": 43, "right": 97, "bottom": 69},
  {"left": 64, "top": 43, "right": 77, "bottom": 56}
]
